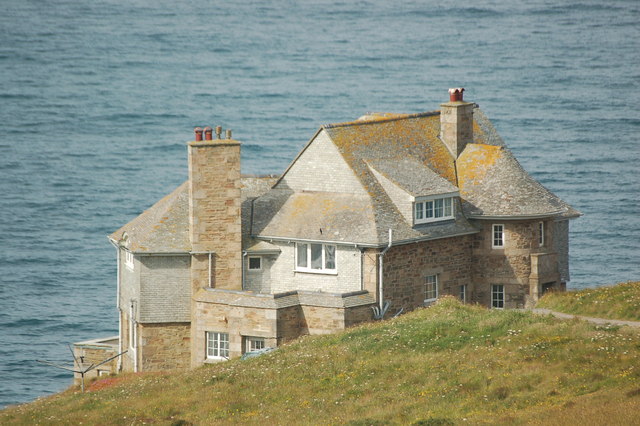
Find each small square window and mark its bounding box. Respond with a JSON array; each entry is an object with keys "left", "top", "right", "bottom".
[
  {"left": 248, "top": 256, "right": 262, "bottom": 271},
  {"left": 245, "top": 336, "right": 265, "bottom": 353}
]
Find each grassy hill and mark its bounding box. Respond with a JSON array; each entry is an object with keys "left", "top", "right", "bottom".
[
  {"left": 537, "top": 281, "right": 640, "bottom": 321},
  {"left": 3, "top": 292, "right": 640, "bottom": 425}
]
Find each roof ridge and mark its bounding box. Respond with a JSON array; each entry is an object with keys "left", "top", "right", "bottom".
[{"left": 322, "top": 110, "right": 440, "bottom": 129}]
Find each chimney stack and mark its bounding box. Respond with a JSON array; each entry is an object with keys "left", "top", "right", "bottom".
[
  {"left": 187, "top": 126, "right": 242, "bottom": 291},
  {"left": 440, "top": 87, "right": 474, "bottom": 158}
]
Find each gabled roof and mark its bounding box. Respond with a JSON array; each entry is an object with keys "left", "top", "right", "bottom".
[{"left": 366, "top": 157, "right": 458, "bottom": 197}]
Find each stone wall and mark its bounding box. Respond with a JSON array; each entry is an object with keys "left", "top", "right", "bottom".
[
  {"left": 382, "top": 235, "right": 474, "bottom": 316},
  {"left": 471, "top": 219, "right": 560, "bottom": 308},
  {"left": 553, "top": 219, "right": 570, "bottom": 282},
  {"left": 139, "top": 323, "right": 190, "bottom": 371}
]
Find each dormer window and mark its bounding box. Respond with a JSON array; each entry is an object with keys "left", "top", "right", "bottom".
[{"left": 414, "top": 196, "right": 454, "bottom": 224}]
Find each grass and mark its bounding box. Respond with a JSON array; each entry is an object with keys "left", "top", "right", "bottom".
[
  {"left": 537, "top": 281, "right": 640, "bottom": 321},
  {"left": 3, "top": 293, "right": 640, "bottom": 425}
]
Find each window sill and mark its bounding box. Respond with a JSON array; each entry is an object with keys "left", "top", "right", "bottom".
[
  {"left": 204, "top": 357, "right": 228, "bottom": 364},
  {"left": 294, "top": 269, "right": 337, "bottom": 276}
]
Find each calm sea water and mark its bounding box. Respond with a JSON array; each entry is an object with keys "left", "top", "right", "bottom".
[{"left": 1, "top": 0, "right": 638, "bottom": 408}]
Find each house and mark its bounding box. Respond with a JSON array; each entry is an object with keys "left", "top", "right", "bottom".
[{"left": 87, "top": 88, "right": 579, "bottom": 373}]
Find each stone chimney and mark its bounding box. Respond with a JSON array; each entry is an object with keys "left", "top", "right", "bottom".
[
  {"left": 187, "top": 126, "right": 242, "bottom": 291},
  {"left": 440, "top": 88, "right": 474, "bottom": 158}
]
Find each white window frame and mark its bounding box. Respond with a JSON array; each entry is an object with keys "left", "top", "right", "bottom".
[
  {"left": 539, "top": 221, "right": 545, "bottom": 247},
  {"left": 124, "top": 250, "right": 134, "bottom": 271},
  {"left": 414, "top": 196, "right": 455, "bottom": 225},
  {"left": 206, "top": 331, "right": 229, "bottom": 360},
  {"left": 245, "top": 336, "right": 265, "bottom": 353},
  {"left": 460, "top": 284, "right": 466, "bottom": 303},
  {"left": 492, "top": 224, "right": 504, "bottom": 248},
  {"left": 295, "top": 242, "right": 337, "bottom": 274},
  {"left": 424, "top": 275, "right": 438, "bottom": 304},
  {"left": 248, "top": 256, "right": 262, "bottom": 271},
  {"left": 491, "top": 284, "right": 505, "bottom": 309}
]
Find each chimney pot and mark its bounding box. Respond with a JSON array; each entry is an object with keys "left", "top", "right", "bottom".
[
  {"left": 203, "top": 126, "right": 213, "bottom": 141},
  {"left": 194, "top": 127, "right": 203, "bottom": 142},
  {"left": 448, "top": 87, "right": 464, "bottom": 102},
  {"left": 226, "top": 129, "right": 232, "bottom": 139},
  {"left": 215, "top": 126, "right": 222, "bottom": 139}
]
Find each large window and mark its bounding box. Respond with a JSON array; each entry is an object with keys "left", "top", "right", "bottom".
[
  {"left": 245, "top": 336, "right": 265, "bottom": 353},
  {"left": 206, "top": 332, "right": 229, "bottom": 359},
  {"left": 414, "top": 196, "right": 454, "bottom": 224},
  {"left": 491, "top": 285, "right": 505, "bottom": 309},
  {"left": 424, "top": 275, "right": 438, "bottom": 304},
  {"left": 492, "top": 224, "right": 504, "bottom": 248},
  {"left": 296, "top": 243, "right": 336, "bottom": 273}
]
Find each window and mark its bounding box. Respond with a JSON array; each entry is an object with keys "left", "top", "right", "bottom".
[
  {"left": 539, "top": 222, "right": 545, "bottom": 247},
  {"left": 491, "top": 285, "right": 505, "bottom": 309},
  {"left": 296, "top": 243, "right": 336, "bottom": 273},
  {"left": 245, "top": 336, "right": 265, "bottom": 353},
  {"left": 125, "top": 250, "right": 134, "bottom": 270},
  {"left": 492, "top": 224, "right": 504, "bottom": 248},
  {"left": 459, "top": 285, "right": 466, "bottom": 303},
  {"left": 414, "top": 196, "right": 454, "bottom": 224},
  {"left": 248, "top": 256, "right": 262, "bottom": 271},
  {"left": 206, "top": 332, "right": 229, "bottom": 359},
  {"left": 424, "top": 275, "right": 438, "bottom": 303}
]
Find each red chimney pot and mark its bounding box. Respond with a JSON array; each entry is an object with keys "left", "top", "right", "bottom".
[
  {"left": 194, "top": 127, "right": 203, "bottom": 142},
  {"left": 203, "top": 126, "right": 213, "bottom": 141},
  {"left": 448, "top": 87, "right": 465, "bottom": 102}
]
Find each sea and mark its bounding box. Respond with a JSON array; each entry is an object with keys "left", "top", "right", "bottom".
[{"left": 1, "top": 0, "right": 638, "bottom": 409}]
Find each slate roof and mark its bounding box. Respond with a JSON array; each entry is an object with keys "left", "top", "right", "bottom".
[
  {"left": 113, "top": 105, "right": 578, "bottom": 252},
  {"left": 110, "top": 176, "right": 277, "bottom": 253},
  {"left": 250, "top": 107, "right": 578, "bottom": 246},
  {"left": 366, "top": 157, "right": 458, "bottom": 197}
]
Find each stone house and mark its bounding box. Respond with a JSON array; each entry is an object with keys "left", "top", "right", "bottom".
[{"left": 97, "top": 88, "right": 579, "bottom": 372}]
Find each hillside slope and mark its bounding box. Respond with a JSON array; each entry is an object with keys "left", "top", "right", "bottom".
[{"left": 3, "top": 296, "right": 640, "bottom": 425}]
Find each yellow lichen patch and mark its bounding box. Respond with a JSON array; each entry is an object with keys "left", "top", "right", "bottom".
[
  {"left": 457, "top": 144, "right": 503, "bottom": 192},
  {"left": 327, "top": 113, "right": 456, "bottom": 190}
]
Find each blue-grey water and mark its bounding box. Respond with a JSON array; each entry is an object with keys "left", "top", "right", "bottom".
[{"left": 1, "top": 0, "right": 639, "bottom": 409}]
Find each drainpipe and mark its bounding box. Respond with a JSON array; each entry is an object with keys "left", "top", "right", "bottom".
[
  {"left": 378, "top": 229, "right": 393, "bottom": 311},
  {"left": 115, "top": 244, "right": 122, "bottom": 371},
  {"left": 109, "top": 240, "right": 123, "bottom": 372},
  {"left": 208, "top": 252, "right": 212, "bottom": 288},
  {"left": 242, "top": 251, "right": 247, "bottom": 290}
]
